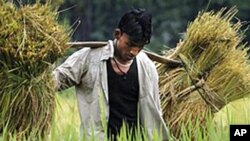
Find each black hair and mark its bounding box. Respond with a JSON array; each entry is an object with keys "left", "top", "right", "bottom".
[{"left": 118, "top": 8, "right": 152, "bottom": 45}]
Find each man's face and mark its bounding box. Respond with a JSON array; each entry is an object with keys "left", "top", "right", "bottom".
[{"left": 115, "top": 29, "right": 143, "bottom": 62}]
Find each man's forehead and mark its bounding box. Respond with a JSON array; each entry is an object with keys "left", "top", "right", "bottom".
[{"left": 121, "top": 32, "right": 144, "bottom": 47}]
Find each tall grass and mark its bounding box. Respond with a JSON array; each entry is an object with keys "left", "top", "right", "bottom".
[{"left": 1, "top": 88, "right": 250, "bottom": 141}]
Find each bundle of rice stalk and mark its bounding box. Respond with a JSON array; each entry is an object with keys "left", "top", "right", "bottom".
[
  {"left": 157, "top": 7, "right": 250, "bottom": 138},
  {"left": 0, "top": 1, "right": 71, "bottom": 139}
]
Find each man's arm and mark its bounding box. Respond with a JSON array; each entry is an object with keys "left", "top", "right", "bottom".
[{"left": 53, "top": 48, "right": 90, "bottom": 91}]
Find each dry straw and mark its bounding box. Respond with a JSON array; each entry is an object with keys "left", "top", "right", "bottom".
[
  {"left": 0, "top": 1, "right": 70, "bottom": 139},
  {"left": 157, "top": 7, "right": 250, "bottom": 138}
]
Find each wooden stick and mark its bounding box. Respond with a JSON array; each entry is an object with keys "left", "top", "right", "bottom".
[
  {"left": 67, "top": 41, "right": 181, "bottom": 66},
  {"left": 67, "top": 41, "right": 107, "bottom": 48}
]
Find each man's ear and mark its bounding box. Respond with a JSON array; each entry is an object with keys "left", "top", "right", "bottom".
[{"left": 114, "top": 28, "right": 122, "bottom": 39}]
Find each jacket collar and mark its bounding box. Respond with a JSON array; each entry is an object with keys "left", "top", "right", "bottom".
[{"left": 100, "top": 40, "right": 114, "bottom": 61}]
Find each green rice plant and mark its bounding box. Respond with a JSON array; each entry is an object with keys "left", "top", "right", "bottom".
[
  {"left": 54, "top": 89, "right": 163, "bottom": 141},
  {"left": 1, "top": 90, "right": 250, "bottom": 141}
]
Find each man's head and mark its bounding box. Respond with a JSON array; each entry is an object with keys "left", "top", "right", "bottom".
[
  {"left": 114, "top": 9, "right": 152, "bottom": 62},
  {"left": 118, "top": 8, "right": 152, "bottom": 46}
]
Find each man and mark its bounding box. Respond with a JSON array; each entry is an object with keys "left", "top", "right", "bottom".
[{"left": 53, "top": 8, "right": 168, "bottom": 141}]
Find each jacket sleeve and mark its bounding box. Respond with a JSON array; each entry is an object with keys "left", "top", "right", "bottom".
[{"left": 53, "top": 48, "right": 90, "bottom": 91}]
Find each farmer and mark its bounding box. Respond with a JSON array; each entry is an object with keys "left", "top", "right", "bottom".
[{"left": 53, "top": 8, "right": 168, "bottom": 141}]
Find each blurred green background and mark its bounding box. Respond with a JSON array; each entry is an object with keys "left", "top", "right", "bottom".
[{"left": 16, "top": 0, "right": 250, "bottom": 54}]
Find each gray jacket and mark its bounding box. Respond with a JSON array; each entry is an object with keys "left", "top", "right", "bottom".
[{"left": 53, "top": 40, "right": 168, "bottom": 141}]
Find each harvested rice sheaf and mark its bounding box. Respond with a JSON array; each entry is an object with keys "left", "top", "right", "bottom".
[
  {"left": 0, "top": 1, "right": 70, "bottom": 139},
  {"left": 157, "top": 7, "right": 250, "bottom": 138}
]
